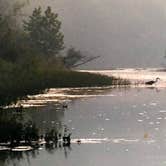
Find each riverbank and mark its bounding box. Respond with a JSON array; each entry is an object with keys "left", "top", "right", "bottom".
[
  {"left": 0, "top": 6, "right": 130, "bottom": 107},
  {"left": 0, "top": 68, "right": 130, "bottom": 107},
  {"left": 1, "top": 80, "right": 166, "bottom": 166}
]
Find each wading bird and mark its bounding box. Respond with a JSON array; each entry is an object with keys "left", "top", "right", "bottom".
[{"left": 145, "top": 77, "right": 160, "bottom": 85}]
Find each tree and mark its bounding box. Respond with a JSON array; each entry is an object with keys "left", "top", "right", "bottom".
[
  {"left": 0, "top": 15, "right": 18, "bottom": 61},
  {"left": 24, "top": 6, "right": 64, "bottom": 57},
  {"left": 0, "top": 0, "right": 29, "bottom": 19},
  {"left": 63, "top": 47, "right": 100, "bottom": 68},
  {"left": 0, "top": 0, "right": 31, "bottom": 62}
]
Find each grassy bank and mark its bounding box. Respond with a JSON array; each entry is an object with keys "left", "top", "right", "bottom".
[{"left": 0, "top": 61, "right": 130, "bottom": 106}]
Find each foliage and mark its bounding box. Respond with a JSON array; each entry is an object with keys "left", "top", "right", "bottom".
[
  {"left": 0, "top": 6, "right": 130, "bottom": 107},
  {"left": 0, "top": 62, "right": 130, "bottom": 106},
  {"left": 63, "top": 47, "right": 84, "bottom": 68},
  {"left": 0, "top": 17, "right": 19, "bottom": 61},
  {"left": 24, "top": 6, "right": 64, "bottom": 57},
  {"left": 0, "top": 111, "right": 39, "bottom": 145},
  {"left": 64, "top": 47, "right": 100, "bottom": 68}
]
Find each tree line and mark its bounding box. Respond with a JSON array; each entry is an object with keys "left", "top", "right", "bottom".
[{"left": 0, "top": 4, "right": 92, "bottom": 68}]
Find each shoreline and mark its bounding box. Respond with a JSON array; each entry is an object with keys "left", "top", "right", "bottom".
[{"left": 0, "top": 70, "right": 130, "bottom": 107}]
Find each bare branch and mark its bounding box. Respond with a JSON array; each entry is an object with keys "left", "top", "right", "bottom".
[{"left": 72, "top": 55, "right": 100, "bottom": 68}]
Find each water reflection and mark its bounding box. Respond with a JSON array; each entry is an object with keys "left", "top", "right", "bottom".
[
  {"left": 2, "top": 87, "right": 166, "bottom": 166},
  {"left": 0, "top": 105, "right": 72, "bottom": 166},
  {"left": 0, "top": 150, "right": 40, "bottom": 166},
  {"left": 0, "top": 109, "right": 38, "bottom": 146}
]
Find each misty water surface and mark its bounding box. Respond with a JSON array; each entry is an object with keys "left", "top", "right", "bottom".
[{"left": 1, "top": 87, "right": 166, "bottom": 166}]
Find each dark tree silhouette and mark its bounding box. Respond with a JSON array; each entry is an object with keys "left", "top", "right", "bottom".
[{"left": 24, "top": 6, "right": 64, "bottom": 57}]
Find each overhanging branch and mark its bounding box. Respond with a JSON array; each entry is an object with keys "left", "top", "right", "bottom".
[{"left": 72, "top": 55, "right": 100, "bottom": 68}]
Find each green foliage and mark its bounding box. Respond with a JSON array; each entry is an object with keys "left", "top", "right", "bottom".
[
  {"left": 24, "top": 6, "right": 64, "bottom": 57},
  {"left": 0, "top": 58, "right": 130, "bottom": 106},
  {"left": 0, "top": 28, "right": 18, "bottom": 61},
  {"left": 0, "top": 15, "right": 31, "bottom": 62}
]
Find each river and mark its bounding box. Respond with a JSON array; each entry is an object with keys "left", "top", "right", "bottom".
[{"left": 1, "top": 68, "right": 166, "bottom": 166}]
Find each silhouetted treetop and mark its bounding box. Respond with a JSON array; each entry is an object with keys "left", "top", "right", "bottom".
[{"left": 24, "top": 6, "right": 64, "bottom": 57}]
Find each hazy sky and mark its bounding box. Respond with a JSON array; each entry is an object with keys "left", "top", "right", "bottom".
[{"left": 25, "top": 0, "right": 166, "bottom": 69}]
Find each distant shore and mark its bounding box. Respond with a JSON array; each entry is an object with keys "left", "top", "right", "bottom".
[{"left": 78, "top": 68, "right": 166, "bottom": 86}]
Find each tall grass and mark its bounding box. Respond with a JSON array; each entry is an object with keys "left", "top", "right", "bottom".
[{"left": 0, "top": 62, "right": 130, "bottom": 107}]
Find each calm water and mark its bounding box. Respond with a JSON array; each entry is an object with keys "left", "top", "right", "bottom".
[{"left": 1, "top": 87, "right": 166, "bottom": 166}]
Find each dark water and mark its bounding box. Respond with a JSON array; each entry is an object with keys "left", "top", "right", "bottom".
[{"left": 1, "top": 87, "right": 166, "bottom": 166}]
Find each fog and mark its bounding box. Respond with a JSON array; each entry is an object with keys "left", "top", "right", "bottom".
[{"left": 14, "top": 0, "right": 166, "bottom": 68}]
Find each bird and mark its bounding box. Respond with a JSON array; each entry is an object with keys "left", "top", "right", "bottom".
[
  {"left": 77, "top": 139, "right": 81, "bottom": 144},
  {"left": 62, "top": 103, "right": 68, "bottom": 108},
  {"left": 145, "top": 77, "right": 160, "bottom": 85}
]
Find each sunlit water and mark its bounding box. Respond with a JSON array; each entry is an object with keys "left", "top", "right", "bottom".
[
  {"left": 1, "top": 69, "right": 166, "bottom": 166},
  {"left": 80, "top": 68, "right": 166, "bottom": 87}
]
